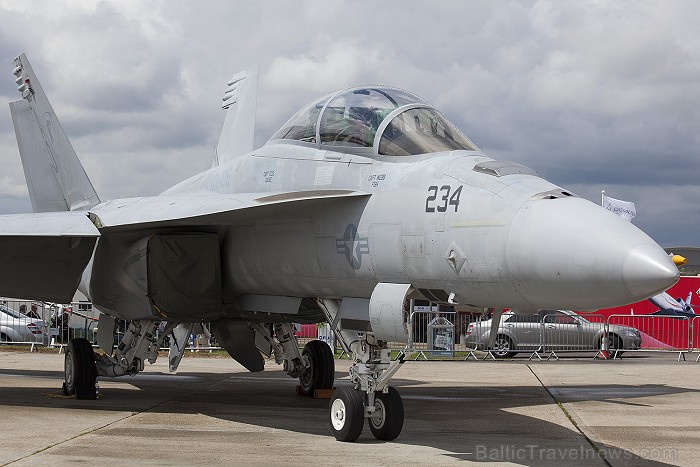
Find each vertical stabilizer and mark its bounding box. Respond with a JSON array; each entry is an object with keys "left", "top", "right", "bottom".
[
  {"left": 9, "top": 53, "right": 99, "bottom": 212},
  {"left": 212, "top": 67, "right": 258, "bottom": 167}
]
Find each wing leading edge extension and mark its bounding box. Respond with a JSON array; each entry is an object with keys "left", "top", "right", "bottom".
[{"left": 91, "top": 189, "right": 371, "bottom": 231}]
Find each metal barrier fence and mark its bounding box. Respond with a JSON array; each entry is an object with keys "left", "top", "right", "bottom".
[
  {"left": 403, "top": 310, "right": 700, "bottom": 360},
  {"left": 3, "top": 298, "right": 700, "bottom": 361},
  {"left": 0, "top": 299, "right": 97, "bottom": 348},
  {"left": 607, "top": 314, "right": 690, "bottom": 352},
  {"left": 407, "top": 310, "right": 474, "bottom": 359}
]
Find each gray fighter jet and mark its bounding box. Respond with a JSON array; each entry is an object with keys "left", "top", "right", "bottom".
[
  {"left": 3, "top": 54, "right": 678, "bottom": 442},
  {"left": 649, "top": 291, "right": 695, "bottom": 317}
]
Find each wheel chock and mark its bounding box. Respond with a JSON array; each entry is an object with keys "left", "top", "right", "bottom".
[
  {"left": 295, "top": 385, "right": 336, "bottom": 399},
  {"left": 313, "top": 388, "right": 336, "bottom": 399}
]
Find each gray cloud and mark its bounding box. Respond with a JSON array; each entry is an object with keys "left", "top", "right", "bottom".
[{"left": 0, "top": 0, "right": 697, "bottom": 246}]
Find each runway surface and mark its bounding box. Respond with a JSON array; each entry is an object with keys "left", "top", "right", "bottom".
[{"left": 1, "top": 350, "right": 699, "bottom": 466}]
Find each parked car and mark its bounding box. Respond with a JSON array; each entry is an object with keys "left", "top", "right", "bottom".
[
  {"left": 0, "top": 304, "right": 46, "bottom": 343},
  {"left": 465, "top": 310, "right": 641, "bottom": 357}
]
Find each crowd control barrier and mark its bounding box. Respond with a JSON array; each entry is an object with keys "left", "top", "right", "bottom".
[
  {"left": 0, "top": 299, "right": 97, "bottom": 349},
  {"left": 4, "top": 298, "right": 700, "bottom": 361},
  {"left": 404, "top": 310, "right": 698, "bottom": 361}
]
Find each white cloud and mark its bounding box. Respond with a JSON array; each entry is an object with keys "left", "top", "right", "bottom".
[
  {"left": 265, "top": 44, "right": 382, "bottom": 93},
  {"left": 0, "top": 0, "right": 697, "bottom": 245}
]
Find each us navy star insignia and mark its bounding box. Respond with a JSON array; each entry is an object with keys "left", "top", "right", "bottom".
[{"left": 336, "top": 224, "right": 369, "bottom": 270}]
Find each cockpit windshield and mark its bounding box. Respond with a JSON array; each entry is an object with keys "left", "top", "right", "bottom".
[
  {"left": 270, "top": 93, "right": 332, "bottom": 143},
  {"left": 378, "top": 107, "right": 477, "bottom": 156},
  {"left": 319, "top": 88, "right": 422, "bottom": 148},
  {"left": 269, "top": 86, "right": 478, "bottom": 156}
]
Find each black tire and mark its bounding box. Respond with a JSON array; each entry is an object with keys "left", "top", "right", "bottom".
[
  {"left": 492, "top": 335, "right": 516, "bottom": 358},
  {"left": 299, "top": 340, "right": 335, "bottom": 396},
  {"left": 330, "top": 386, "right": 364, "bottom": 442},
  {"left": 63, "top": 338, "right": 97, "bottom": 399},
  {"left": 600, "top": 334, "right": 624, "bottom": 356},
  {"left": 369, "top": 387, "right": 404, "bottom": 441}
]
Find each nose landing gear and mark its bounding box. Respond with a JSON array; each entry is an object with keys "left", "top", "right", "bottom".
[
  {"left": 331, "top": 384, "right": 404, "bottom": 442},
  {"left": 329, "top": 332, "right": 410, "bottom": 442}
]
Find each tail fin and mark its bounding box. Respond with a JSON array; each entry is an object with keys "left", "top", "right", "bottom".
[
  {"left": 9, "top": 53, "right": 99, "bottom": 212},
  {"left": 212, "top": 66, "right": 258, "bottom": 168}
]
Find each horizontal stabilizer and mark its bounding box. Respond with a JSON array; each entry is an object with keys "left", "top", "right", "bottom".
[{"left": 0, "top": 212, "right": 99, "bottom": 302}]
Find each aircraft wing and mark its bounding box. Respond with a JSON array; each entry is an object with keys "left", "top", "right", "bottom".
[
  {"left": 0, "top": 190, "right": 368, "bottom": 303},
  {"left": 0, "top": 211, "right": 99, "bottom": 302},
  {"left": 93, "top": 189, "right": 371, "bottom": 231},
  {"left": 648, "top": 292, "right": 681, "bottom": 312}
]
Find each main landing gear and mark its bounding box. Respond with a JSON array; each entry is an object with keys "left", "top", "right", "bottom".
[
  {"left": 63, "top": 338, "right": 97, "bottom": 399},
  {"left": 298, "top": 339, "right": 335, "bottom": 395},
  {"left": 61, "top": 299, "right": 408, "bottom": 443},
  {"left": 250, "top": 321, "right": 336, "bottom": 395},
  {"left": 63, "top": 319, "right": 176, "bottom": 399}
]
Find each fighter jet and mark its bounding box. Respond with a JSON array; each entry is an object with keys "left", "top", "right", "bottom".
[
  {"left": 649, "top": 291, "right": 695, "bottom": 318},
  {"left": 3, "top": 53, "right": 678, "bottom": 442}
]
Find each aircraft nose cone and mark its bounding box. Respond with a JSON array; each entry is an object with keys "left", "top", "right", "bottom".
[
  {"left": 622, "top": 243, "right": 680, "bottom": 297},
  {"left": 506, "top": 197, "right": 679, "bottom": 310}
]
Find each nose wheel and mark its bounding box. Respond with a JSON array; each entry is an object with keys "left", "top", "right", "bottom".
[
  {"left": 330, "top": 387, "right": 364, "bottom": 441},
  {"left": 368, "top": 387, "right": 404, "bottom": 441},
  {"left": 329, "top": 386, "right": 405, "bottom": 442}
]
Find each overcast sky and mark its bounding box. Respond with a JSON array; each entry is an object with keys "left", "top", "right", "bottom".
[{"left": 0, "top": 0, "right": 698, "bottom": 247}]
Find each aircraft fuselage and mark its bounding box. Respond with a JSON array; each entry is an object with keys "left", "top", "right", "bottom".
[{"left": 130, "top": 142, "right": 677, "bottom": 318}]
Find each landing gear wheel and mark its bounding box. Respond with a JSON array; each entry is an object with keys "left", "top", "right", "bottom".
[
  {"left": 63, "top": 338, "right": 97, "bottom": 400},
  {"left": 330, "top": 386, "right": 364, "bottom": 442},
  {"left": 492, "top": 335, "right": 515, "bottom": 358},
  {"left": 299, "top": 340, "right": 335, "bottom": 396},
  {"left": 369, "top": 387, "right": 404, "bottom": 441}
]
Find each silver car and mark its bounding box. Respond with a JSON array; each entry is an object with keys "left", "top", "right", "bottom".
[
  {"left": 0, "top": 304, "right": 46, "bottom": 343},
  {"left": 465, "top": 310, "right": 641, "bottom": 357}
]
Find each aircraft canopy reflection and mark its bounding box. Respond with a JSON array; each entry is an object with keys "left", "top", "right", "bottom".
[{"left": 269, "top": 86, "right": 478, "bottom": 157}]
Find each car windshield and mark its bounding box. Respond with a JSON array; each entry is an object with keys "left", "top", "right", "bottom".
[
  {"left": 539, "top": 310, "right": 582, "bottom": 325},
  {"left": 504, "top": 313, "right": 541, "bottom": 323}
]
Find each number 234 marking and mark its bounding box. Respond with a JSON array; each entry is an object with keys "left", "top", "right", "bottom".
[{"left": 425, "top": 185, "right": 463, "bottom": 212}]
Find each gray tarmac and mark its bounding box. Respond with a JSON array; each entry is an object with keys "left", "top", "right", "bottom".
[{"left": 1, "top": 350, "right": 699, "bottom": 466}]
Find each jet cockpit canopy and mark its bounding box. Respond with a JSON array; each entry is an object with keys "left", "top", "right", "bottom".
[{"left": 268, "top": 86, "right": 478, "bottom": 157}]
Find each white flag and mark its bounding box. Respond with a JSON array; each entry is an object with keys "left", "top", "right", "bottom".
[{"left": 602, "top": 194, "right": 636, "bottom": 222}]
